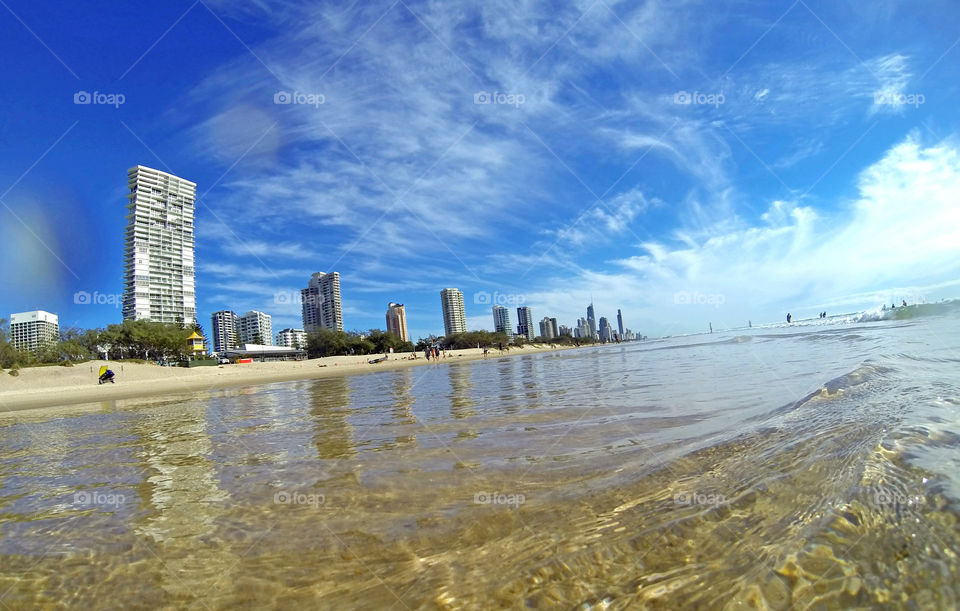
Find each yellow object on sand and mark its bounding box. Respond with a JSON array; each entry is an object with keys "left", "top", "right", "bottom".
[{"left": 99, "top": 366, "right": 108, "bottom": 377}]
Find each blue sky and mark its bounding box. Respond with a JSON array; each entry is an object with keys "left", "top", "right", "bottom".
[{"left": 2, "top": 0, "right": 959, "bottom": 340}]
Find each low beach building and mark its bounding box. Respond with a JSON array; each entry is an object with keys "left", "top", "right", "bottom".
[{"left": 220, "top": 343, "right": 307, "bottom": 362}]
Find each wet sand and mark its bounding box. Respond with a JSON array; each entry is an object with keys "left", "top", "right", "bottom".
[{"left": 0, "top": 344, "right": 579, "bottom": 414}]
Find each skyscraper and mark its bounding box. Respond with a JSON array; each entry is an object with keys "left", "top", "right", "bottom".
[
  {"left": 516, "top": 306, "right": 534, "bottom": 340},
  {"left": 599, "top": 316, "right": 612, "bottom": 342},
  {"left": 538, "top": 317, "right": 556, "bottom": 339},
  {"left": 586, "top": 303, "right": 597, "bottom": 338},
  {"left": 302, "top": 272, "right": 343, "bottom": 333},
  {"left": 122, "top": 165, "right": 197, "bottom": 325},
  {"left": 440, "top": 288, "right": 466, "bottom": 336},
  {"left": 210, "top": 310, "right": 239, "bottom": 353},
  {"left": 9, "top": 310, "right": 59, "bottom": 354},
  {"left": 617, "top": 309, "right": 624, "bottom": 337},
  {"left": 386, "top": 302, "right": 409, "bottom": 342},
  {"left": 237, "top": 310, "right": 273, "bottom": 346},
  {"left": 492, "top": 305, "right": 512, "bottom": 336}
]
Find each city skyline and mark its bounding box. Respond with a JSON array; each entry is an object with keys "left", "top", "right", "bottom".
[{"left": 3, "top": 2, "right": 960, "bottom": 341}]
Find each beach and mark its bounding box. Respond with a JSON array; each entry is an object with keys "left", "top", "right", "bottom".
[
  {"left": 1, "top": 305, "right": 959, "bottom": 608},
  {"left": 0, "top": 344, "right": 578, "bottom": 414}
]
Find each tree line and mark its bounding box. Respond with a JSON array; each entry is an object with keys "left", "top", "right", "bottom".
[{"left": 0, "top": 318, "right": 205, "bottom": 369}]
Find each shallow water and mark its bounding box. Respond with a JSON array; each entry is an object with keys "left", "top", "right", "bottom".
[{"left": 1, "top": 305, "right": 960, "bottom": 608}]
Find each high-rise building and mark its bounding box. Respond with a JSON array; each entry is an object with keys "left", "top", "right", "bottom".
[
  {"left": 559, "top": 324, "right": 572, "bottom": 337},
  {"left": 9, "top": 310, "right": 59, "bottom": 354},
  {"left": 122, "top": 165, "right": 197, "bottom": 325},
  {"left": 440, "top": 288, "right": 466, "bottom": 336},
  {"left": 617, "top": 309, "right": 624, "bottom": 337},
  {"left": 587, "top": 303, "right": 597, "bottom": 338},
  {"left": 210, "top": 310, "right": 239, "bottom": 353},
  {"left": 302, "top": 272, "right": 343, "bottom": 333},
  {"left": 276, "top": 328, "right": 307, "bottom": 349},
  {"left": 549, "top": 317, "right": 559, "bottom": 338},
  {"left": 386, "top": 302, "right": 409, "bottom": 342},
  {"left": 237, "top": 310, "right": 273, "bottom": 346},
  {"left": 599, "top": 316, "right": 612, "bottom": 342},
  {"left": 492, "top": 305, "right": 512, "bottom": 336},
  {"left": 576, "top": 317, "right": 590, "bottom": 339},
  {"left": 516, "top": 306, "right": 534, "bottom": 340},
  {"left": 538, "top": 317, "right": 556, "bottom": 340}
]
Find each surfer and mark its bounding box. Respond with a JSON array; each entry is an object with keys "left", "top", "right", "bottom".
[
  {"left": 902, "top": 300, "right": 907, "bottom": 307},
  {"left": 786, "top": 313, "right": 792, "bottom": 323}
]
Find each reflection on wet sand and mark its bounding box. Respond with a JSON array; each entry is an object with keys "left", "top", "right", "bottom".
[
  {"left": 309, "top": 376, "right": 354, "bottom": 460},
  {"left": 133, "top": 399, "right": 232, "bottom": 601}
]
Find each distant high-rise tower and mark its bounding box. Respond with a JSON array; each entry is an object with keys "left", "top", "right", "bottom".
[
  {"left": 9, "top": 310, "right": 59, "bottom": 354},
  {"left": 492, "top": 305, "right": 512, "bottom": 336},
  {"left": 440, "top": 288, "right": 466, "bottom": 336},
  {"left": 599, "top": 316, "right": 612, "bottom": 342},
  {"left": 539, "top": 316, "right": 556, "bottom": 340},
  {"left": 617, "top": 309, "right": 624, "bottom": 337},
  {"left": 122, "top": 165, "right": 197, "bottom": 325},
  {"left": 586, "top": 303, "right": 597, "bottom": 338},
  {"left": 211, "top": 310, "right": 239, "bottom": 353},
  {"left": 516, "top": 306, "right": 534, "bottom": 340},
  {"left": 386, "top": 302, "right": 409, "bottom": 342},
  {"left": 302, "top": 272, "right": 343, "bottom": 333},
  {"left": 237, "top": 310, "right": 273, "bottom": 345}
]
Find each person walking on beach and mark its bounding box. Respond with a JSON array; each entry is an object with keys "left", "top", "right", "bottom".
[{"left": 424, "top": 346, "right": 431, "bottom": 360}]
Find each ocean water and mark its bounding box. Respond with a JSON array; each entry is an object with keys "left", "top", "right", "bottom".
[{"left": 1, "top": 301, "right": 959, "bottom": 608}]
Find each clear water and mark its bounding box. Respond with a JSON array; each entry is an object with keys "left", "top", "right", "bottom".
[{"left": 1, "top": 303, "right": 959, "bottom": 608}]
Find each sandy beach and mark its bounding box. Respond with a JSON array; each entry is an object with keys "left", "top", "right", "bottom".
[{"left": 0, "top": 344, "right": 579, "bottom": 414}]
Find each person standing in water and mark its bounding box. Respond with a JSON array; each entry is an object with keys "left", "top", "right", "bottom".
[{"left": 787, "top": 313, "right": 792, "bottom": 323}]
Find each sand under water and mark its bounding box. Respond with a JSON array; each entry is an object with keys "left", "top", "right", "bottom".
[{"left": 1, "top": 302, "right": 959, "bottom": 608}]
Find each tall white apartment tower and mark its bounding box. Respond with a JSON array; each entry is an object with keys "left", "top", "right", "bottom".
[
  {"left": 440, "top": 288, "right": 466, "bottom": 336},
  {"left": 301, "top": 272, "right": 343, "bottom": 333},
  {"left": 492, "top": 305, "right": 512, "bottom": 336},
  {"left": 210, "top": 310, "right": 239, "bottom": 353},
  {"left": 122, "top": 165, "right": 197, "bottom": 325}
]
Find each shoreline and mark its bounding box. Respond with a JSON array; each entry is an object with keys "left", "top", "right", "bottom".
[{"left": 0, "top": 344, "right": 583, "bottom": 415}]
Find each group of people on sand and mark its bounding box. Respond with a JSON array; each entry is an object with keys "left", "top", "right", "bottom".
[{"left": 423, "top": 345, "right": 446, "bottom": 360}]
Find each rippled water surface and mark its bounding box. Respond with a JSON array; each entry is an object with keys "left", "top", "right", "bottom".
[{"left": 2, "top": 307, "right": 960, "bottom": 608}]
